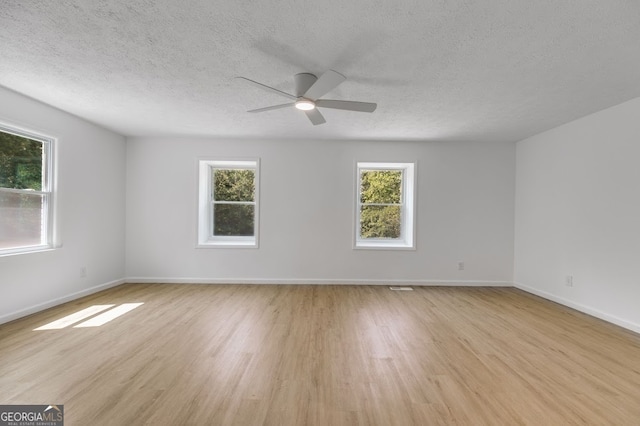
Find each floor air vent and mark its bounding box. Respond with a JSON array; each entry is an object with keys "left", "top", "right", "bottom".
[{"left": 389, "top": 286, "right": 413, "bottom": 291}]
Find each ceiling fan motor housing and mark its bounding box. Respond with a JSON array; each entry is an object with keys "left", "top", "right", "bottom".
[{"left": 294, "top": 73, "right": 318, "bottom": 97}]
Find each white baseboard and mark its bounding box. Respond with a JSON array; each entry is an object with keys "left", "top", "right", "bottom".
[
  {"left": 514, "top": 282, "right": 640, "bottom": 335},
  {"left": 0, "top": 279, "right": 126, "bottom": 325},
  {"left": 126, "top": 277, "right": 514, "bottom": 286}
]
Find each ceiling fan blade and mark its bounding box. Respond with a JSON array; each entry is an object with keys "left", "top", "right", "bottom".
[
  {"left": 235, "top": 77, "right": 297, "bottom": 100},
  {"left": 247, "top": 103, "right": 294, "bottom": 113},
  {"left": 303, "top": 70, "right": 346, "bottom": 100},
  {"left": 315, "top": 99, "right": 377, "bottom": 113},
  {"left": 305, "top": 109, "right": 326, "bottom": 125}
]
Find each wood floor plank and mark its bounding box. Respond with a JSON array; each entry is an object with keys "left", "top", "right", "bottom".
[{"left": 1, "top": 284, "right": 640, "bottom": 425}]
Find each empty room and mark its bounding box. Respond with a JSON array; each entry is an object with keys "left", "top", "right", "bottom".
[{"left": 1, "top": 1, "right": 640, "bottom": 425}]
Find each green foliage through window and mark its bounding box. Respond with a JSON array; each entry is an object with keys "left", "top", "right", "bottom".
[
  {"left": 0, "top": 128, "right": 51, "bottom": 251},
  {"left": 213, "top": 169, "right": 255, "bottom": 202},
  {"left": 0, "top": 131, "right": 43, "bottom": 190},
  {"left": 360, "top": 170, "right": 401, "bottom": 204},
  {"left": 212, "top": 169, "right": 255, "bottom": 236},
  {"left": 359, "top": 170, "right": 402, "bottom": 239}
]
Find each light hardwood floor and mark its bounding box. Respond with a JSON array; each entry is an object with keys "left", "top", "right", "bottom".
[{"left": 1, "top": 284, "right": 639, "bottom": 425}]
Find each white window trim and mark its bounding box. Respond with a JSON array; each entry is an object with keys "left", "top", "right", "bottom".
[
  {"left": 0, "top": 123, "right": 56, "bottom": 257},
  {"left": 197, "top": 159, "right": 259, "bottom": 248},
  {"left": 354, "top": 161, "right": 416, "bottom": 250}
]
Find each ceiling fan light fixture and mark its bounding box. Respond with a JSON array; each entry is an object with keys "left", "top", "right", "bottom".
[
  {"left": 239, "top": 70, "right": 377, "bottom": 125},
  {"left": 295, "top": 99, "right": 315, "bottom": 111}
]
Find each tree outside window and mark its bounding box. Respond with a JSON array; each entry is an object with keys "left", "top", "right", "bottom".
[
  {"left": 212, "top": 168, "right": 255, "bottom": 237},
  {"left": 359, "top": 170, "right": 402, "bottom": 239},
  {"left": 356, "top": 162, "right": 415, "bottom": 249},
  {"left": 198, "top": 159, "right": 259, "bottom": 247},
  {"left": 0, "top": 127, "right": 53, "bottom": 254}
]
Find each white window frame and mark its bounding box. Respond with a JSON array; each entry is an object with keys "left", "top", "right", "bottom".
[
  {"left": 197, "top": 159, "right": 259, "bottom": 248},
  {"left": 354, "top": 162, "right": 416, "bottom": 250},
  {"left": 0, "top": 123, "right": 56, "bottom": 256}
]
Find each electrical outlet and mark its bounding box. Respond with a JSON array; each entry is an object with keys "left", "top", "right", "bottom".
[
  {"left": 457, "top": 261, "right": 465, "bottom": 271},
  {"left": 565, "top": 275, "right": 573, "bottom": 287},
  {"left": 80, "top": 267, "right": 87, "bottom": 278}
]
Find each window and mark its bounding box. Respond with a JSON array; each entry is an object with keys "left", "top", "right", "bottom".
[
  {"left": 355, "top": 162, "right": 415, "bottom": 249},
  {"left": 0, "top": 125, "right": 54, "bottom": 255},
  {"left": 198, "top": 159, "right": 259, "bottom": 247}
]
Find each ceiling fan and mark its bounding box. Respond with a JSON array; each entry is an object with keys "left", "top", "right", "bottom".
[{"left": 236, "top": 70, "right": 377, "bottom": 125}]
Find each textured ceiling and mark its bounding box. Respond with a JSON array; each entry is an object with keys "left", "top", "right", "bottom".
[{"left": 1, "top": 1, "right": 639, "bottom": 142}]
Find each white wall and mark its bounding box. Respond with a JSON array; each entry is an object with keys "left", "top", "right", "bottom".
[
  {"left": 126, "top": 138, "right": 515, "bottom": 284},
  {"left": 515, "top": 97, "right": 640, "bottom": 333},
  {"left": 4, "top": 83, "right": 639, "bottom": 334},
  {"left": 0, "top": 86, "right": 126, "bottom": 323}
]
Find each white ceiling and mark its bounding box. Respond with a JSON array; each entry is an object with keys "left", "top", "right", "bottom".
[{"left": 1, "top": 1, "right": 639, "bottom": 142}]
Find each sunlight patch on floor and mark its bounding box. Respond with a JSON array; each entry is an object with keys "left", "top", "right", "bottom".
[
  {"left": 33, "top": 303, "right": 143, "bottom": 330},
  {"left": 34, "top": 305, "right": 115, "bottom": 330},
  {"left": 74, "top": 303, "right": 144, "bottom": 328}
]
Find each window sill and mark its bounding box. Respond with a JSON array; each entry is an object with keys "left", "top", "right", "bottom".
[
  {"left": 354, "top": 240, "right": 415, "bottom": 250},
  {"left": 197, "top": 240, "right": 258, "bottom": 249},
  {"left": 0, "top": 245, "right": 56, "bottom": 258}
]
